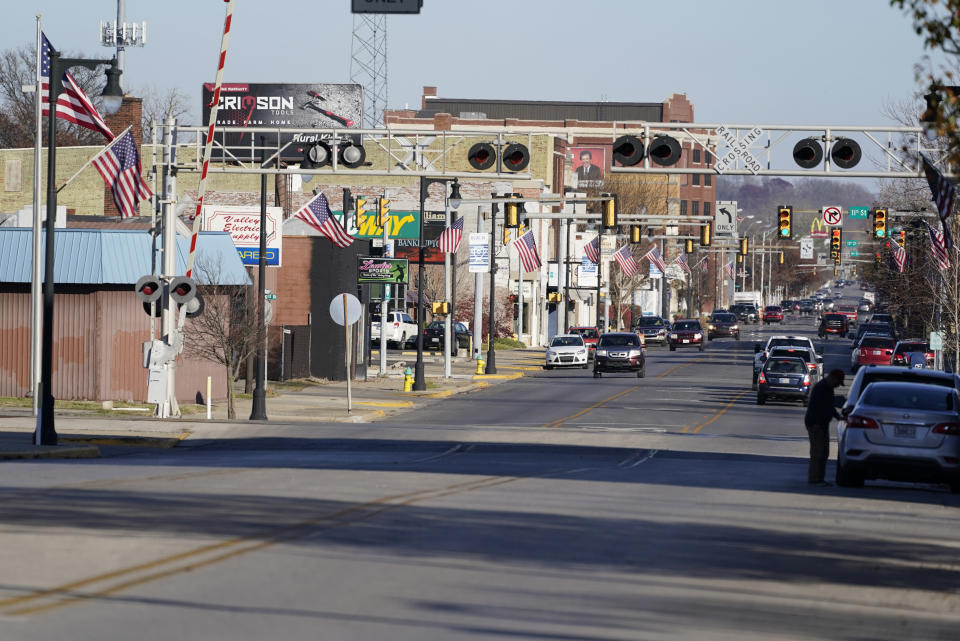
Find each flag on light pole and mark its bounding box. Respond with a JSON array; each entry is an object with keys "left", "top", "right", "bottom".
[
  {"left": 40, "top": 33, "right": 115, "bottom": 141},
  {"left": 90, "top": 129, "right": 152, "bottom": 218},
  {"left": 613, "top": 245, "right": 640, "bottom": 277},
  {"left": 438, "top": 216, "right": 464, "bottom": 253},
  {"left": 294, "top": 192, "right": 355, "bottom": 248},
  {"left": 584, "top": 235, "right": 600, "bottom": 264},
  {"left": 925, "top": 221, "right": 950, "bottom": 270},
  {"left": 513, "top": 229, "right": 542, "bottom": 272}
]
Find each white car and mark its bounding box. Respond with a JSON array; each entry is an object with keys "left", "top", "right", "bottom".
[
  {"left": 544, "top": 334, "right": 589, "bottom": 370},
  {"left": 371, "top": 311, "right": 418, "bottom": 348}
]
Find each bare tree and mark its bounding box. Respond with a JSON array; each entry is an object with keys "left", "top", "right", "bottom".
[
  {"left": 138, "top": 85, "right": 193, "bottom": 131},
  {"left": 183, "top": 259, "right": 257, "bottom": 419},
  {"left": 0, "top": 42, "right": 112, "bottom": 148}
]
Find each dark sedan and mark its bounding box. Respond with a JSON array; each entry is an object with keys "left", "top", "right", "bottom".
[
  {"left": 757, "top": 356, "right": 811, "bottom": 405},
  {"left": 594, "top": 332, "right": 646, "bottom": 378},
  {"left": 706, "top": 312, "right": 740, "bottom": 341},
  {"left": 420, "top": 321, "right": 472, "bottom": 354}
]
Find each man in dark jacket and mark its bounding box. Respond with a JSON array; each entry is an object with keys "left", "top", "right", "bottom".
[{"left": 804, "top": 368, "right": 844, "bottom": 486}]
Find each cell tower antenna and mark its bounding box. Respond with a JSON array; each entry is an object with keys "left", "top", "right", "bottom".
[
  {"left": 99, "top": 0, "right": 146, "bottom": 87},
  {"left": 350, "top": 13, "right": 388, "bottom": 128}
]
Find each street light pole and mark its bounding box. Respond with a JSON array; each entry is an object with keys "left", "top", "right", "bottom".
[
  {"left": 485, "top": 194, "right": 499, "bottom": 375},
  {"left": 249, "top": 137, "right": 269, "bottom": 421},
  {"left": 37, "top": 49, "right": 121, "bottom": 446}
]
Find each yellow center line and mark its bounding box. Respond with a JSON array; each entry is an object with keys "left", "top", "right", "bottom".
[{"left": 689, "top": 389, "right": 751, "bottom": 434}]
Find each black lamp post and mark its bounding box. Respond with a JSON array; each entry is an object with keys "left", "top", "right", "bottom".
[
  {"left": 249, "top": 137, "right": 271, "bottom": 421},
  {"left": 413, "top": 176, "right": 456, "bottom": 391},
  {"left": 37, "top": 49, "right": 122, "bottom": 446}
]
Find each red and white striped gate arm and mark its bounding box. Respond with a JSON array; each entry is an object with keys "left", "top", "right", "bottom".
[{"left": 186, "top": 0, "right": 234, "bottom": 278}]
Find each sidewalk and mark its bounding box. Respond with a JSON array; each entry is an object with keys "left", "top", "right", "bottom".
[{"left": 0, "top": 348, "right": 545, "bottom": 460}]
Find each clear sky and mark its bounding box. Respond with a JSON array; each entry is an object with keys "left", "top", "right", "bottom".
[{"left": 4, "top": 1, "right": 937, "bottom": 127}]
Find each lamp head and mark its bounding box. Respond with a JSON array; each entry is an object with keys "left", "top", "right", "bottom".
[
  {"left": 101, "top": 61, "right": 123, "bottom": 115},
  {"left": 448, "top": 178, "right": 462, "bottom": 210}
]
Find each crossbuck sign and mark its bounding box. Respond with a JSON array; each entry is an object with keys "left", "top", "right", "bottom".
[{"left": 714, "top": 125, "right": 763, "bottom": 175}]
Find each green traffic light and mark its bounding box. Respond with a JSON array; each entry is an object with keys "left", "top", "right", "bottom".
[{"left": 780, "top": 228, "right": 790, "bottom": 237}]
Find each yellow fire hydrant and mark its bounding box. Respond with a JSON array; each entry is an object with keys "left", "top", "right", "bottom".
[
  {"left": 403, "top": 367, "right": 414, "bottom": 392},
  {"left": 476, "top": 357, "right": 485, "bottom": 375}
]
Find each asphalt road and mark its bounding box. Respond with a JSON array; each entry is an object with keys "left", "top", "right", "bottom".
[{"left": 2, "top": 287, "right": 959, "bottom": 640}]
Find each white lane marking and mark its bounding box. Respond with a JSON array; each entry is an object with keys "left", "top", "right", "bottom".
[{"left": 618, "top": 449, "right": 660, "bottom": 468}]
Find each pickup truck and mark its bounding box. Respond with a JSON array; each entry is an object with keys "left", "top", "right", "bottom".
[{"left": 371, "top": 311, "right": 418, "bottom": 348}]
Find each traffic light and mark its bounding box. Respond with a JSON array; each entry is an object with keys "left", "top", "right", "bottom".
[
  {"left": 873, "top": 207, "right": 887, "bottom": 238},
  {"left": 378, "top": 198, "right": 390, "bottom": 226},
  {"left": 875, "top": 251, "right": 882, "bottom": 266},
  {"left": 779, "top": 251, "right": 785, "bottom": 265},
  {"left": 898, "top": 229, "right": 906, "bottom": 244},
  {"left": 630, "top": 225, "right": 642, "bottom": 244},
  {"left": 602, "top": 194, "right": 617, "bottom": 229},
  {"left": 504, "top": 193, "right": 521, "bottom": 228},
  {"left": 737, "top": 253, "right": 743, "bottom": 264},
  {"left": 431, "top": 301, "right": 450, "bottom": 315},
  {"left": 547, "top": 291, "right": 563, "bottom": 303},
  {"left": 777, "top": 205, "right": 792, "bottom": 239},
  {"left": 739, "top": 237, "right": 748, "bottom": 256},
  {"left": 700, "top": 223, "right": 711, "bottom": 247},
  {"left": 831, "top": 229, "right": 842, "bottom": 265},
  {"left": 684, "top": 239, "right": 694, "bottom": 254}
]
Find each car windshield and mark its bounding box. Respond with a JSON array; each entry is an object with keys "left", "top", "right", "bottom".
[
  {"left": 861, "top": 383, "right": 956, "bottom": 411},
  {"left": 765, "top": 306, "right": 781, "bottom": 312},
  {"left": 712, "top": 314, "right": 736, "bottom": 322},
  {"left": 770, "top": 348, "right": 810, "bottom": 362},
  {"left": 571, "top": 328, "right": 599, "bottom": 338},
  {"left": 426, "top": 322, "right": 445, "bottom": 330},
  {"left": 896, "top": 342, "right": 929, "bottom": 354},
  {"left": 636, "top": 318, "right": 663, "bottom": 327},
  {"left": 765, "top": 359, "right": 805, "bottom": 374},
  {"left": 768, "top": 338, "right": 806, "bottom": 349},
  {"left": 551, "top": 336, "right": 584, "bottom": 347},
  {"left": 673, "top": 321, "right": 700, "bottom": 331},
  {"left": 598, "top": 334, "right": 640, "bottom": 347}
]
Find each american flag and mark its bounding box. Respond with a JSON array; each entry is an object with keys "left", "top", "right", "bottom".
[
  {"left": 584, "top": 235, "right": 600, "bottom": 264},
  {"left": 513, "top": 229, "right": 542, "bottom": 272},
  {"left": 91, "top": 130, "right": 152, "bottom": 218},
  {"left": 693, "top": 256, "right": 708, "bottom": 272},
  {"left": 294, "top": 192, "right": 355, "bottom": 248},
  {"left": 613, "top": 245, "right": 640, "bottom": 277},
  {"left": 724, "top": 261, "right": 736, "bottom": 280},
  {"left": 642, "top": 245, "right": 667, "bottom": 272},
  {"left": 925, "top": 221, "right": 950, "bottom": 270},
  {"left": 922, "top": 153, "right": 955, "bottom": 249},
  {"left": 672, "top": 252, "right": 692, "bottom": 275},
  {"left": 889, "top": 237, "right": 907, "bottom": 273},
  {"left": 438, "top": 216, "right": 464, "bottom": 253},
  {"left": 41, "top": 33, "right": 114, "bottom": 141}
]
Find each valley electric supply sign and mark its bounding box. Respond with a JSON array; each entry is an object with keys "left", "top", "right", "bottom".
[{"left": 203, "top": 205, "right": 283, "bottom": 266}]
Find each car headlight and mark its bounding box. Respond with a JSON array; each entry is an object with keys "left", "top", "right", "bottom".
[
  {"left": 731, "top": 324, "right": 739, "bottom": 330},
  {"left": 669, "top": 333, "right": 678, "bottom": 339},
  {"left": 577, "top": 349, "right": 587, "bottom": 355},
  {"left": 629, "top": 349, "right": 643, "bottom": 358},
  {"left": 694, "top": 333, "right": 702, "bottom": 339},
  {"left": 596, "top": 349, "right": 607, "bottom": 357},
  {"left": 546, "top": 350, "right": 556, "bottom": 357},
  {"left": 708, "top": 324, "right": 715, "bottom": 330}
]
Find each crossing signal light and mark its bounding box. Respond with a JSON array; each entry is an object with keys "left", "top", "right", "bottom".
[
  {"left": 873, "top": 207, "right": 887, "bottom": 238},
  {"left": 338, "top": 141, "right": 366, "bottom": 168},
  {"left": 169, "top": 276, "right": 198, "bottom": 306},
  {"left": 135, "top": 275, "right": 163, "bottom": 304},
  {"left": 467, "top": 142, "right": 530, "bottom": 172},
  {"left": 777, "top": 205, "right": 792, "bottom": 239},
  {"left": 791, "top": 137, "right": 862, "bottom": 169},
  {"left": 378, "top": 198, "right": 390, "bottom": 225},
  {"left": 739, "top": 237, "right": 748, "bottom": 256},
  {"left": 612, "top": 135, "right": 645, "bottom": 166},
  {"left": 602, "top": 194, "right": 617, "bottom": 229},
  {"left": 647, "top": 136, "right": 682, "bottom": 166}
]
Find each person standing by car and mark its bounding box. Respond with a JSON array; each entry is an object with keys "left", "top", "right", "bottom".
[{"left": 803, "top": 369, "right": 845, "bottom": 486}]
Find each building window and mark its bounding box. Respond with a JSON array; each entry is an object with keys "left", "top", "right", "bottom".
[
  {"left": 704, "top": 173, "right": 712, "bottom": 186},
  {"left": 692, "top": 173, "right": 700, "bottom": 186},
  {"left": 693, "top": 149, "right": 701, "bottom": 163},
  {"left": 703, "top": 201, "right": 711, "bottom": 217},
  {"left": 680, "top": 200, "right": 687, "bottom": 215},
  {"left": 706, "top": 150, "right": 713, "bottom": 164},
  {"left": 692, "top": 201, "right": 699, "bottom": 216}
]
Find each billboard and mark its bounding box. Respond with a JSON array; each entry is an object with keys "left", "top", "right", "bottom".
[
  {"left": 201, "top": 83, "right": 363, "bottom": 160},
  {"left": 202, "top": 205, "right": 283, "bottom": 266},
  {"left": 393, "top": 217, "right": 445, "bottom": 265},
  {"left": 570, "top": 146, "right": 606, "bottom": 188}
]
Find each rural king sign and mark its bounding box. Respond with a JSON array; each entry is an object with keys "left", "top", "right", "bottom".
[
  {"left": 357, "top": 257, "right": 409, "bottom": 284},
  {"left": 202, "top": 205, "right": 283, "bottom": 266}
]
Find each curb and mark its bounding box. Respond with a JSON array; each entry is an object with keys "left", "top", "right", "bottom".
[{"left": 0, "top": 444, "right": 100, "bottom": 460}]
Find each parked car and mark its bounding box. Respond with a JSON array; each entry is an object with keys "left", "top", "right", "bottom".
[
  {"left": 836, "top": 381, "right": 960, "bottom": 491},
  {"left": 668, "top": 319, "right": 705, "bottom": 351},
  {"left": 757, "top": 356, "right": 812, "bottom": 405},
  {"left": 544, "top": 334, "right": 589, "bottom": 370},
  {"left": 421, "top": 321, "right": 472, "bottom": 354},
  {"left": 850, "top": 334, "right": 897, "bottom": 372},
  {"left": 818, "top": 313, "right": 847, "bottom": 339},
  {"left": 891, "top": 340, "right": 935, "bottom": 368},
  {"left": 568, "top": 326, "right": 600, "bottom": 358},
  {"left": 594, "top": 332, "right": 646, "bottom": 378},
  {"left": 371, "top": 311, "right": 418, "bottom": 348},
  {"left": 633, "top": 316, "right": 670, "bottom": 345},
  {"left": 706, "top": 312, "right": 740, "bottom": 341},
  {"left": 763, "top": 306, "right": 784, "bottom": 324}
]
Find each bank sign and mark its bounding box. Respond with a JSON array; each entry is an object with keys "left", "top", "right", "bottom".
[{"left": 203, "top": 205, "right": 283, "bottom": 266}]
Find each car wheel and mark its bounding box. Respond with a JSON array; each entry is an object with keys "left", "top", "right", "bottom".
[
  {"left": 757, "top": 394, "right": 766, "bottom": 405},
  {"left": 708, "top": 335, "right": 713, "bottom": 341},
  {"left": 735, "top": 334, "right": 740, "bottom": 341},
  {"left": 699, "top": 344, "right": 705, "bottom": 352},
  {"left": 836, "top": 462, "right": 864, "bottom": 488},
  {"left": 637, "top": 367, "right": 646, "bottom": 378},
  {"left": 669, "top": 345, "right": 676, "bottom": 352},
  {"left": 593, "top": 371, "right": 601, "bottom": 378},
  {"left": 581, "top": 364, "right": 588, "bottom": 370},
  {"left": 801, "top": 395, "right": 809, "bottom": 407},
  {"left": 949, "top": 481, "right": 960, "bottom": 494},
  {"left": 544, "top": 365, "right": 553, "bottom": 370}
]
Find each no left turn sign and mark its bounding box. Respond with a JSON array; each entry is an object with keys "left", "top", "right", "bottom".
[{"left": 822, "top": 206, "right": 842, "bottom": 226}]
